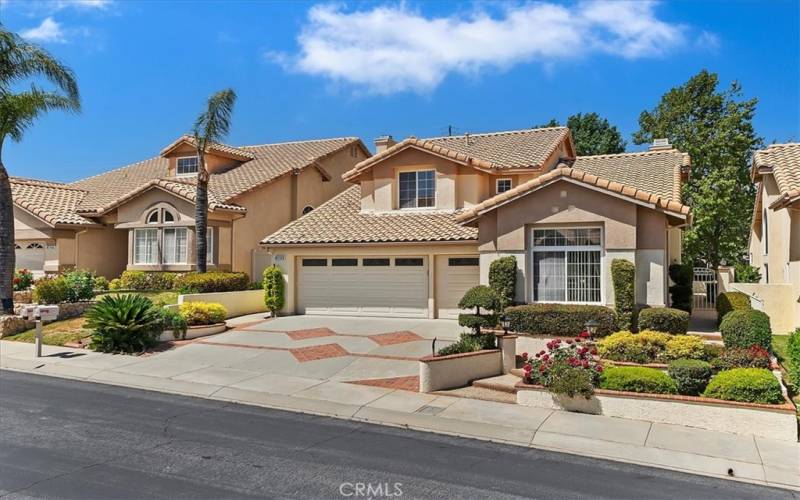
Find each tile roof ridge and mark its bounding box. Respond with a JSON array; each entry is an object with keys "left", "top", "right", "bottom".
[
  {"left": 69, "top": 155, "right": 164, "bottom": 185},
  {"left": 237, "top": 136, "right": 360, "bottom": 149},
  {"left": 10, "top": 177, "right": 86, "bottom": 191},
  {"left": 762, "top": 142, "right": 800, "bottom": 149},
  {"left": 422, "top": 126, "right": 567, "bottom": 141},
  {"left": 576, "top": 148, "right": 683, "bottom": 160}
]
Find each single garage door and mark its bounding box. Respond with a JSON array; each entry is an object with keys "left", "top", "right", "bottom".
[
  {"left": 297, "top": 256, "right": 429, "bottom": 318},
  {"left": 435, "top": 255, "right": 480, "bottom": 319},
  {"left": 15, "top": 242, "right": 46, "bottom": 273}
]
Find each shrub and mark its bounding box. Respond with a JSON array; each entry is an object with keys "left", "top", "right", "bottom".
[
  {"left": 506, "top": 303, "right": 617, "bottom": 337},
  {"left": 702, "top": 343, "right": 724, "bottom": 361},
  {"left": 178, "top": 302, "right": 227, "bottom": 326},
  {"left": 611, "top": 259, "right": 636, "bottom": 331},
  {"left": 668, "top": 263, "right": 693, "bottom": 313},
  {"left": 548, "top": 365, "right": 595, "bottom": 399},
  {"left": 458, "top": 285, "right": 500, "bottom": 334},
  {"left": 158, "top": 308, "right": 188, "bottom": 340},
  {"left": 662, "top": 335, "right": 706, "bottom": 361},
  {"left": 599, "top": 366, "right": 677, "bottom": 394},
  {"left": 711, "top": 345, "right": 771, "bottom": 371},
  {"left": 522, "top": 336, "right": 602, "bottom": 398},
  {"left": 117, "top": 271, "right": 180, "bottom": 291},
  {"left": 63, "top": 269, "right": 96, "bottom": 302},
  {"left": 94, "top": 276, "right": 109, "bottom": 291},
  {"left": 32, "top": 276, "right": 70, "bottom": 304},
  {"left": 597, "top": 330, "right": 671, "bottom": 364},
  {"left": 668, "top": 358, "right": 712, "bottom": 395},
  {"left": 174, "top": 271, "right": 250, "bottom": 294},
  {"left": 719, "top": 309, "right": 771, "bottom": 350},
  {"left": 437, "top": 333, "right": 495, "bottom": 356},
  {"left": 637, "top": 307, "right": 689, "bottom": 334},
  {"left": 787, "top": 329, "right": 800, "bottom": 388},
  {"left": 489, "top": 256, "right": 517, "bottom": 309},
  {"left": 108, "top": 278, "right": 122, "bottom": 291},
  {"left": 13, "top": 269, "right": 34, "bottom": 291},
  {"left": 716, "top": 291, "right": 751, "bottom": 325},
  {"left": 262, "top": 266, "right": 285, "bottom": 317},
  {"left": 733, "top": 263, "right": 761, "bottom": 284},
  {"left": 86, "top": 295, "right": 162, "bottom": 353},
  {"left": 703, "top": 368, "right": 783, "bottom": 404}
]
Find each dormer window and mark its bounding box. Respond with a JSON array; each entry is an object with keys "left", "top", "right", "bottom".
[
  {"left": 399, "top": 170, "right": 435, "bottom": 209},
  {"left": 496, "top": 178, "right": 512, "bottom": 193},
  {"left": 176, "top": 156, "right": 199, "bottom": 176}
]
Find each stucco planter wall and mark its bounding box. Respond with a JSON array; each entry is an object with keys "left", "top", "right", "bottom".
[
  {"left": 516, "top": 383, "right": 797, "bottom": 442},
  {"left": 178, "top": 290, "right": 266, "bottom": 319},
  {"left": 159, "top": 322, "right": 226, "bottom": 342},
  {"left": 419, "top": 349, "right": 502, "bottom": 392},
  {"left": 0, "top": 315, "right": 35, "bottom": 338}
]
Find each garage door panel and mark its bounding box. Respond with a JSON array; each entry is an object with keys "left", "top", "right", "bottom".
[{"left": 435, "top": 255, "right": 480, "bottom": 320}]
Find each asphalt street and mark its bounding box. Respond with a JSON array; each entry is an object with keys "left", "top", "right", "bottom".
[{"left": 0, "top": 371, "right": 793, "bottom": 499}]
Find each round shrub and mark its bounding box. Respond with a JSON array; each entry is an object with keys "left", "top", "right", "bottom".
[
  {"left": 637, "top": 307, "right": 690, "bottom": 334},
  {"left": 719, "top": 309, "right": 771, "bottom": 350},
  {"left": 178, "top": 302, "right": 227, "bottom": 326},
  {"left": 662, "top": 335, "right": 706, "bottom": 361},
  {"left": 86, "top": 294, "right": 162, "bottom": 353},
  {"left": 94, "top": 276, "right": 109, "bottom": 291},
  {"left": 505, "top": 303, "right": 617, "bottom": 337},
  {"left": 600, "top": 366, "right": 677, "bottom": 394},
  {"left": 597, "top": 330, "right": 671, "bottom": 364},
  {"left": 458, "top": 285, "right": 501, "bottom": 312},
  {"left": 488, "top": 256, "right": 517, "bottom": 308},
  {"left": 716, "top": 291, "right": 751, "bottom": 325},
  {"left": 668, "top": 358, "right": 712, "bottom": 395},
  {"left": 702, "top": 368, "right": 783, "bottom": 404},
  {"left": 32, "top": 276, "right": 70, "bottom": 304}
]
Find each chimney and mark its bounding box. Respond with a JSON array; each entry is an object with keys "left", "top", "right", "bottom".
[
  {"left": 374, "top": 135, "right": 397, "bottom": 154},
  {"left": 649, "top": 138, "right": 672, "bottom": 151}
]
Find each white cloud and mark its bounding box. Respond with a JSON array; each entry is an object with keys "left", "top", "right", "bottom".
[
  {"left": 56, "top": 0, "right": 112, "bottom": 9},
  {"left": 273, "top": 1, "right": 691, "bottom": 94},
  {"left": 20, "top": 17, "right": 66, "bottom": 43},
  {"left": 2, "top": 0, "right": 113, "bottom": 14}
]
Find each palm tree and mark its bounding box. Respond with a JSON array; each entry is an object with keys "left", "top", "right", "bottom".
[
  {"left": 192, "top": 89, "right": 236, "bottom": 273},
  {"left": 0, "top": 27, "right": 80, "bottom": 313}
]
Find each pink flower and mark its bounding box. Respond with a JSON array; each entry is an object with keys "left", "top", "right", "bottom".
[
  {"left": 521, "top": 352, "right": 528, "bottom": 360},
  {"left": 565, "top": 339, "right": 573, "bottom": 345},
  {"left": 542, "top": 354, "right": 550, "bottom": 361},
  {"left": 595, "top": 365, "right": 604, "bottom": 372}
]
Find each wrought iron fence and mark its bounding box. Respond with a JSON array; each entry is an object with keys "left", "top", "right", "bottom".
[{"left": 692, "top": 268, "right": 718, "bottom": 310}]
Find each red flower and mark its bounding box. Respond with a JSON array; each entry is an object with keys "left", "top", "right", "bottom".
[
  {"left": 523, "top": 364, "right": 532, "bottom": 372},
  {"left": 542, "top": 354, "right": 550, "bottom": 361},
  {"left": 521, "top": 352, "right": 528, "bottom": 360},
  {"left": 579, "top": 330, "right": 590, "bottom": 339},
  {"left": 582, "top": 360, "right": 589, "bottom": 368},
  {"left": 590, "top": 348, "right": 598, "bottom": 355},
  {"left": 565, "top": 339, "right": 573, "bottom": 345},
  {"left": 595, "top": 365, "right": 604, "bottom": 372}
]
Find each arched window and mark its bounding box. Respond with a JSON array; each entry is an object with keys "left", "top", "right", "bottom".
[
  {"left": 14, "top": 244, "right": 21, "bottom": 249},
  {"left": 147, "top": 210, "right": 159, "bottom": 224},
  {"left": 302, "top": 205, "right": 314, "bottom": 216},
  {"left": 163, "top": 210, "right": 175, "bottom": 223},
  {"left": 26, "top": 242, "right": 44, "bottom": 249}
]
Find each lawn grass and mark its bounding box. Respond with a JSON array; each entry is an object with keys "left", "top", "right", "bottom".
[
  {"left": 96, "top": 290, "right": 179, "bottom": 306},
  {"left": 773, "top": 334, "right": 790, "bottom": 365},
  {"left": 5, "top": 317, "right": 90, "bottom": 346}
]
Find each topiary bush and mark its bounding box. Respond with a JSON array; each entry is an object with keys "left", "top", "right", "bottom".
[
  {"left": 637, "top": 307, "right": 690, "bottom": 334},
  {"left": 174, "top": 271, "right": 250, "bottom": 294},
  {"left": 668, "top": 358, "right": 712, "bottom": 395},
  {"left": 458, "top": 285, "right": 500, "bottom": 334},
  {"left": 32, "top": 276, "right": 70, "bottom": 304},
  {"left": 489, "top": 256, "right": 517, "bottom": 309},
  {"left": 611, "top": 259, "right": 636, "bottom": 331},
  {"left": 662, "top": 334, "right": 706, "bottom": 361},
  {"left": 716, "top": 291, "right": 751, "bottom": 325},
  {"left": 178, "top": 302, "right": 227, "bottom": 326},
  {"left": 86, "top": 294, "right": 162, "bottom": 353},
  {"left": 597, "top": 330, "right": 671, "bottom": 364},
  {"left": 599, "top": 366, "right": 677, "bottom": 394},
  {"left": 668, "top": 263, "right": 693, "bottom": 313},
  {"left": 719, "top": 309, "right": 771, "bottom": 350},
  {"left": 702, "top": 368, "right": 783, "bottom": 404},
  {"left": 787, "top": 329, "right": 800, "bottom": 389},
  {"left": 262, "top": 265, "right": 285, "bottom": 317},
  {"left": 505, "top": 303, "right": 617, "bottom": 337}
]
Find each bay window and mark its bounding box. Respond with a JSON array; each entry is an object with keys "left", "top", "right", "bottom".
[
  {"left": 163, "top": 227, "right": 188, "bottom": 264},
  {"left": 399, "top": 170, "right": 435, "bottom": 209},
  {"left": 532, "top": 228, "right": 602, "bottom": 303},
  {"left": 133, "top": 228, "right": 158, "bottom": 264},
  {"left": 206, "top": 227, "right": 214, "bottom": 264}
]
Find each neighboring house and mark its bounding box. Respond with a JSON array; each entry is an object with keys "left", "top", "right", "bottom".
[
  {"left": 11, "top": 136, "right": 370, "bottom": 279},
  {"left": 744, "top": 142, "right": 800, "bottom": 332},
  {"left": 262, "top": 128, "right": 691, "bottom": 319}
]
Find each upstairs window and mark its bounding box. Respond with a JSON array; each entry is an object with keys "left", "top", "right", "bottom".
[
  {"left": 399, "top": 170, "right": 435, "bottom": 209},
  {"left": 176, "top": 156, "right": 199, "bottom": 176},
  {"left": 496, "top": 178, "right": 512, "bottom": 193}
]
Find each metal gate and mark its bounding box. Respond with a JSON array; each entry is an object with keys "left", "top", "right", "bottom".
[{"left": 693, "top": 268, "right": 717, "bottom": 310}]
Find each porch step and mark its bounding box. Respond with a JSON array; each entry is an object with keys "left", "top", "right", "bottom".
[
  {"left": 688, "top": 331, "right": 722, "bottom": 341},
  {"left": 432, "top": 385, "right": 517, "bottom": 404},
  {"left": 471, "top": 374, "right": 520, "bottom": 394}
]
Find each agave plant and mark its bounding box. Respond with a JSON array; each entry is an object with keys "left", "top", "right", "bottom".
[{"left": 86, "top": 294, "right": 163, "bottom": 353}]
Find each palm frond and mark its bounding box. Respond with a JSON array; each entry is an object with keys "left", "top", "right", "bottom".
[
  {"left": 0, "top": 86, "right": 77, "bottom": 142},
  {"left": 192, "top": 88, "right": 236, "bottom": 149}
]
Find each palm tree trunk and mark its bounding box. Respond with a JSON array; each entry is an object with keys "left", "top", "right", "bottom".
[
  {"left": 0, "top": 141, "right": 16, "bottom": 314},
  {"left": 195, "top": 151, "right": 208, "bottom": 273}
]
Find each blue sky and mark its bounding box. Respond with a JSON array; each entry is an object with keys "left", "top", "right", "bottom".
[{"left": 2, "top": 0, "right": 798, "bottom": 182}]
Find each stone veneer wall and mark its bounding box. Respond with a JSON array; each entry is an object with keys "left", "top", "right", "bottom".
[{"left": 2, "top": 301, "right": 96, "bottom": 338}]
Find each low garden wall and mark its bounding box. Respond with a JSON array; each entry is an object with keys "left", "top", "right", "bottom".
[
  {"left": 178, "top": 289, "right": 266, "bottom": 319},
  {"left": 419, "top": 349, "right": 502, "bottom": 392},
  {"left": 729, "top": 283, "right": 795, "bottom": 335},
  {"left": 0, "top": 315, "right": 34, "bottom": 338},
  {"left": 13, "top": 290, "right": 32, "bottom": 304},
  {"left": 159, "top": 323, "right": 227, "bottom": 342},
  {"left": 516, "top": 383, "right": 797, "bottom": 442}
]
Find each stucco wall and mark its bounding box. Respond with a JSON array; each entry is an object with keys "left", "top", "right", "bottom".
[
  {"left": 75, "top": 227, "right": 128, "bottom": 278},
  {"left": 730, "top": 283, "right": 796, "bottom": 334},
  {"left": 178, "top": 289, "right": 267, "bottom": 318},
  {"left": 419, "top": 350, "right": 502, "bottom": 392},
  {"left": 13, "top": 207, "right": 53, "bottom": 240}
]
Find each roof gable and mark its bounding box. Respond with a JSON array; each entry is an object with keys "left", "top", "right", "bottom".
[
  {"left": 10, "top": 178, "right": 96, "bottom": 226},
  {"left": 752, "top": 143, "right": 800, "bottom": 209}
]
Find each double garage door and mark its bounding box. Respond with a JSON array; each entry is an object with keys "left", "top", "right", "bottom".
[
  {"left": 15, "top": 241, "right": 46, "bottom": 273},
  {"left": 297, "top": 255, "right": 479, "bottom": 319}
]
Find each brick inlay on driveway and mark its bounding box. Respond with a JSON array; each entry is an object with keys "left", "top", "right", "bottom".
[
  {"left": 289, "top": 343, "right": 349, "bottom": 362},
  {"left": 286, "top": 328, "right": 336, "bottom": 341},
  {"left": 349, "top": 376, "right": 420, "bottom": 392},
  {"left": 368, "top": 331, "right": 424, "bottom": 346}
]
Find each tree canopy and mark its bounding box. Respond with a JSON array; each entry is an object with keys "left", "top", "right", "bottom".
[{"left": 534, "top": 112, "right": 626, "bottom": 156}]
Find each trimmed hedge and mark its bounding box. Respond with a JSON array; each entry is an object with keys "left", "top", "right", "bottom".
[
  {"left": 637, "top": 307, "right": 690, "bottom": 334},
  {"left": 506, "top": 303, "right": 617, "bottom": 337},
  {"left": 716, "top": 291, "right": 751, "bottom": 325},
  {"left": 174, "top": 272, "right": 250, "bottom": 294},
  {"left": 178, "top": 302, "right": 227, "bottom": 326},
  {"left": 719, "top": 309, "right": 771, "bottom": 350},
  {"left": 437, "top": 333, "right": 495, "bottom": 356},
  {"left": 114, "top": 271, "right": 180, "bottom": 291},
  {"left": 597, "top": 330, "right": 671, "bottom": 364},
  {"left": 668, "top": 358, "right": 712, "bottom": 395},
  {"left": 611, "top": 259, "right": 635, "bottom": 331},
  {"left": 489, "top": 256, "right": 516, "bottom": 308},
  {"left": 599, "top": 366, "right": 678, "bottom": 394},
  {"left": 702, "top": 368, "right": 783, "bottom": 404}
]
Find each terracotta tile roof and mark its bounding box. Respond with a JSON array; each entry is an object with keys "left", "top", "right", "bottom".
[
  {"left": 752, "top": 143, "right": 800, "bottom": 209},
  {"left": 69, "top": 137, "right": 364, "bottom": 214},
  {"left": 261, "top": 185, "right": 478, "bottom": 245},
  {"left": 160, "top": 135, "right": 255, "bottom": 160},
  {"left": 343, "top": 127, "right": 571, "bottom": 181},
  {"left": 10, "top": 178, "right": 96, "bottom": 226},
  {"left": 456, "top": 166, "right": 691, "bottom": 224}
]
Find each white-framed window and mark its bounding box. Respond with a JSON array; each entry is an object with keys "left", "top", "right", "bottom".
[
  {"left": 399, "top": 170, "right": 435, "bottom": 209},
  {"left": 531, "top": 228, "right": 602, "bottom": 303},
  {"left": 176, "top": 156, "right": 199, "bottom": 176},
  {"left": 146, "top": 210, "right": 159, "bottom": 224},
  {"left": 133, "top": 228, "right": 158, "bottom": 265},
  {"left": 206, "top": 227, "right": 214, "bottom": 264},
  {"left": 496, "top": 178, "right": 512, "bottom": 193},
  {"left": 162, "top": 227, "right": 188, "bottom": 264}
]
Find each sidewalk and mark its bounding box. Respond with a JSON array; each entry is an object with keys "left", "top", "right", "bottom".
[{"left": 1, "top": 339, "right": 797, "bottom": 491}]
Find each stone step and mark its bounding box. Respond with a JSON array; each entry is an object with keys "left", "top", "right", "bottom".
[{"left": 472, "top": 374, "right": 520, "bottom": 394}]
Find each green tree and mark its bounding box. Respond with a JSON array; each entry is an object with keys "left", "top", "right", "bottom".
[
  {"left": 0, "top": 27, "right": 80, "bottom": 313},
  {"left": 534, "top": 112, "right": 626, "bottom": 156},
  {"left": 191, "top": 89, "right": 236, "bottom": 273},
  {"left": 633, "top": 70, "right": 762, "bottom": 268}
]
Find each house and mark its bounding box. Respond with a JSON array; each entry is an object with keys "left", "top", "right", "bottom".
[
  {"left": 12, "top": 136, "right": 370, "bottom": 279},
  {"left": 261, "top": 128, "right": 691, "bottom": 319},
  {"left": 741, "top": 142, "right": 800, "bottom": 333}
]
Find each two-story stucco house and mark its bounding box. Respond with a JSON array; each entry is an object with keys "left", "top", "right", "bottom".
[
  {"left": 12, "top": 135, "right": 370, "bottom": 279},
  {"left": 262, "top": 127, "right": 691, "bottom": 319}
]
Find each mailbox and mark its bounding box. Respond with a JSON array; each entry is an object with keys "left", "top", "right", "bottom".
[
  {"left": 20, "top": 305, "right": 37, "bottom": 321},
  {"left": 36, "top": 305, "right": 60, "bottom": 321}
]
